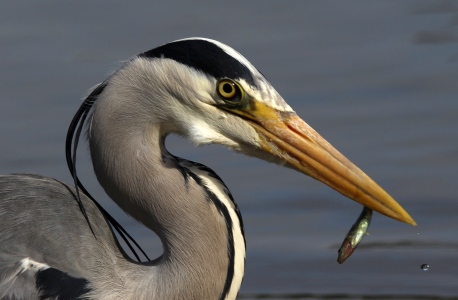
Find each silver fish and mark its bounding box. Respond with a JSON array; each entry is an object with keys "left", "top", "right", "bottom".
[{"left": 337, "top": 206, "right": 372, "bottom": 264}]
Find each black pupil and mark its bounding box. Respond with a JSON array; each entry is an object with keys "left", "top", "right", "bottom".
[{"left": 223, "top": 83, "right": 233, "bottom": 94}]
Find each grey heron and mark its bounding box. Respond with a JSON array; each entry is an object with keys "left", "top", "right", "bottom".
[{"left": 0, "top": 38, "right": 416, "bottom": 300}]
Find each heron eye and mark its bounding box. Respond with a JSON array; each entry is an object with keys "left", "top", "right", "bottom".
[{"left": 217, "top": 79, "right": 242, "bottom": 102}]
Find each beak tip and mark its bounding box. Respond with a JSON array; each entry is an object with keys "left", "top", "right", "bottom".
[
  {"left": 406, "top": 217, "right": 417, "bottom": 226},
  {"left": 391, "top": 210, "right": 416, "bottom": 226}
]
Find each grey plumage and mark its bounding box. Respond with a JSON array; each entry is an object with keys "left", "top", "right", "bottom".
[
  {"left": 0, "top": 38, "right": 415, "bottom": 300},
  {"left": 0, "top": 175, "right": 110, "bottom": 299},
  {"left": 0, "top": 165, "right": 239, "bottom": 299}
]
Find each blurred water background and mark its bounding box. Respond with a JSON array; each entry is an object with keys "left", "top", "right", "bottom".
[{"left": 1, "top": 1, "right": 457, "bottom": 299}]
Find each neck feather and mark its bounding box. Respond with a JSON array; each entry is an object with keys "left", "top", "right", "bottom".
[{"left": 87, "top": 64, "right": 245, "bottom": 299}]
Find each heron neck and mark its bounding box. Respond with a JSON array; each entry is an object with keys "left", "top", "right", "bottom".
[{"left": 88, "top": 84, "right": 244, "bottom": 299}]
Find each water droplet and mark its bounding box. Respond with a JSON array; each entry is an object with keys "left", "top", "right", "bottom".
[{"left": 421, "top": 263, "right": 429, "bottom": 271}]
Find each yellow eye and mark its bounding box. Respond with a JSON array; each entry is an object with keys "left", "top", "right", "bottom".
[{"left": 217, "top": 79, "right": 242, "bottom": 102}]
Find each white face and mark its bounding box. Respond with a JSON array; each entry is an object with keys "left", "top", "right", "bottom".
[
  {"left": 120, "top": 58, "right": 254, "bottom": 151},
  {"left": 128, "top": 49, "right": 289, "bottom": 156}
]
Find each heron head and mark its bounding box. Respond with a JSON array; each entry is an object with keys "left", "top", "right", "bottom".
[{"left": 134, "top": 37, "right": 415, "bottom": 226}]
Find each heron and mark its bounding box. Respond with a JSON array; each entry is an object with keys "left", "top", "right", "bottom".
[{"left": 0, "top": 38, "right": 415, "bottom": 300}]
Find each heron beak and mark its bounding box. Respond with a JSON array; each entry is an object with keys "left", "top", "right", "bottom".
[{"left": 230, "top": 100, "right": 416, "bottom": 226}]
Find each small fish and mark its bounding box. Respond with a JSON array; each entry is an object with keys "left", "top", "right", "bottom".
[{"left": 337, "top": 206, "right": 372, "bottom": 264}]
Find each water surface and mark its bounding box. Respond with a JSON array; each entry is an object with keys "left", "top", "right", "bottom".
[{"left": 1, "top": 1, "right": 457, "bottom": 298}]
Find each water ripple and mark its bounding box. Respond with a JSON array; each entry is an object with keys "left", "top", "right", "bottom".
[
  {"left": 238, "top": 293, "right": 458, "bottom": 300},
  {"left": 329, "top": 240, "right": 458, "bottom": 250}
]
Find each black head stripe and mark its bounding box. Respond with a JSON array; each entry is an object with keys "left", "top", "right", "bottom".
[{"left": 138, "top": 39, "right": 256, "bottom": 86}]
